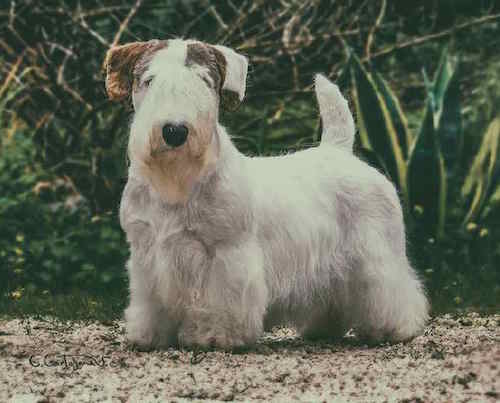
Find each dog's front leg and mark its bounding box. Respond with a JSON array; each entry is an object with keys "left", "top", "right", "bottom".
[
  {"left": 178, "top": 238, "right": 268, "bottom": 350},
  {"left": 124, "top": 223, "right": 182, "bottom": 350},
  {"left": 124, "top": 257, "right": 178, "bottom": 350}
]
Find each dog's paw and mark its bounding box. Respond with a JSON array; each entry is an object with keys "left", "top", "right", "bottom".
[
  {"left": 178, "top": 319, "right": 247, "bottom": 351},
  {"left": 125, "top": 324, "right": 177, "bottom": 351},
  {"left": 125, "top": 326, "right": 155, "bottom": 350}
]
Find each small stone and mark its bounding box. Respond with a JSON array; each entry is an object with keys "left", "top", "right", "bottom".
[
  {"left": 459, "top": 318, "right": 472, "bottom": 326},
  {"left": 221, "top": 391, "right": 234, "bottom": 401},
  {"left": 168, "top": 351, "right": 180, "bottom": 360}
]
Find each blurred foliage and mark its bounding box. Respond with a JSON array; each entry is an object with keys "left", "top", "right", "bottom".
[
  {"left": 0, "top": 129, "right": 128, "bottom": 296},
  {"left": 1, "top": 0, "right": 499, "bottom": 311},
  {"left": 462, "top": 117, "right": 500, "bottom": 224},
  {"left": 347, "top": 47, "right": 500, "bottom": 309}
]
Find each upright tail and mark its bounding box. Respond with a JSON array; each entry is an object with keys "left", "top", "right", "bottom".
[{"left": 314, "top": 73, "right": 355, "bottom": 152}]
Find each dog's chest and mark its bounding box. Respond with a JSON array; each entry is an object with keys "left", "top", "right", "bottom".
[
  {"left": 119, "top": 178, "right": 219, "bottom": 253},
  {"left": 120, "top": 176, "right": 254, "bottom": 253},
  {"left": 120, "top": 179, "right": 184, "bottom": 248}
]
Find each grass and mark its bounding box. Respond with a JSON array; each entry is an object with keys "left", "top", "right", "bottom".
[
  {"left": 1, "top": 285, "right": 498, "bottom": 324},
  {"left": 0, "top": 290, "right": 127, "bottom": 323},
  {"left": 429, "top": 289, "right": 500, "bottom": 316}
]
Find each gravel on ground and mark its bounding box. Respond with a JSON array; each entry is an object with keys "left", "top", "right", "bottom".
[{"left": 0, "top": 312, "right": 499, "bottom": 402}]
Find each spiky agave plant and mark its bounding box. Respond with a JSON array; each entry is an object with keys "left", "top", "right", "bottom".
[{"left": 346, "top": 47, "right": 499, "bottom": 239}]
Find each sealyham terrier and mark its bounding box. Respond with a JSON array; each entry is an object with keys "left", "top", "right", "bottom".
[{"left": 104, "top": 38, "right": 429, "bottom": 350}]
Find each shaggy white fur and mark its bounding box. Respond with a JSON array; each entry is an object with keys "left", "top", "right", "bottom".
[{"left": 105, "top": 38, "right": 429, "bottom": 350}]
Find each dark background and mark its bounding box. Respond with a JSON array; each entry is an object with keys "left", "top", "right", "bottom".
[{"left": 0, "top": 0, "right": 499, "bottom": 317}]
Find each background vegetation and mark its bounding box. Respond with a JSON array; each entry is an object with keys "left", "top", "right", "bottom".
[{"left": 1, "top": 0, "right": 499, "bottom": 318}]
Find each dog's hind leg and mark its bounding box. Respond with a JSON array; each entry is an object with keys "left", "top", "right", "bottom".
[
  {"left": 347, "top": 217, "right": 429, "bottom": 343},
  {"left": 336, "top": 179, "right": 429, "bottom": 343},
  {"left": 350, "top": 253, "right": 429, "bottom": 343}
]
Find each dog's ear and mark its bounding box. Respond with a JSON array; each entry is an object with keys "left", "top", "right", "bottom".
[
  {"left": 211, "top": 45, "right": 248, "bottom": 110},
  {"left": 104, "top": 41, "right": 156, "bottom": 101}
]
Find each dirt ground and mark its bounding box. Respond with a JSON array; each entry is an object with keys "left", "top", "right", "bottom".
[{"left": 0, "top": 312, "right": 498, "bottom": 402}]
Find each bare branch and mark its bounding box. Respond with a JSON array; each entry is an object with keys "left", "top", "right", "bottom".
[
  {"left": 109, "top": 0, "right": 143, "bottom": 49},
  {"left": 365, "top": 0, "right": 387, "bottom": 61},
  {"left": 368, "top": 12, "right": 500, "bottom": 61},
  {"left": 77, "top": 14, "right": 110, "bottom": 47},
  {"left": 202, "top": 0, "right": 228, "bottom": 32},
  {"left": 0, "top": 52, "right": 24, "bottom": 99}
]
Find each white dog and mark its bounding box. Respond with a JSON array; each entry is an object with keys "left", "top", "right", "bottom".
[{"left": 105, "top": 38, "right": 429, "bottom": 350}]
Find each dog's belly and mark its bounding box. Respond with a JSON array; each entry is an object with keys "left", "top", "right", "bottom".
[{"left": 255, "top": 190, "right": 341, "bottom": 313}]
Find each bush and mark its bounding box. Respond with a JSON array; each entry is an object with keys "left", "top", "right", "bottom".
[
  {"left": 0, "top": 129, "right": 128, "bottom": 296},
  {"left": 2, "top": 1, "right": 499, "bottom": 211},
  {"left": 1, "top": 1, "right": 499, "bottom": 310}
]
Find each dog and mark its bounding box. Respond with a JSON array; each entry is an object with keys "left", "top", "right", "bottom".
[{"left": 104, "top": 38, "right": 429, "bottom": 350}]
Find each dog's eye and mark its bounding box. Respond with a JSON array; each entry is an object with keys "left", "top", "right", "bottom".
[{"left": 143, "top": 77, "right": 153, "bottom": 88}]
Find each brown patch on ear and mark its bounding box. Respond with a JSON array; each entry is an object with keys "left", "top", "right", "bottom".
[
  {"left": 185, "top": 43, "right": 240, "bottom": 111},
  {"left": 210, "top": 46, "right": 240, "bottom": 111},
  {"left": 209, "top": 46, "right": 227, "bottom": 93},
  {"left": 105, "top": 40, "right": 167, "bottom": 101},
  {"left": 186, "top": 43, "right": 226, "bottom": 93}
]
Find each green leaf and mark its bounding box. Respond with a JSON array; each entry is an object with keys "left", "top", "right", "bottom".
[
  {"left": 350, "top": 54, "right": 407, "bottom": 198},
  {"left": 351, "top": 84, "right": 370, "bottom": 150},
  {"left": 356, "top": 147, "right": 388, "bottom": 174},
  {"left": 462, "top": 116, "right": 500, "bottom": 223},
  {"left": 433, "top": 46, "right": 453, "bottom": 111},
  {"left": 372, "top": 72, "right": 413, "bottom": 159},
  {"left": 422, "top": 68, "right": 435, "bottom": 113},
  {"left": 429, "top": 48, "right": 463, "bottom": 171},
  {"left": 437, "top": 63, "right": 463, "bottom": 170},
  {"left": 82, "top": 263, "right": 96, "bottom": 272},
  {"left": 407, "top": 98, "right": 447, "bottom": 238},
  {"left": 101, "top": 272, "right": 113, "bottom": 284},
  {"left": 480, "top": 183, "right": 500, "bottom": 220},
  {"left": 336, "top": 55, "right": 352, "bottom": 92}
]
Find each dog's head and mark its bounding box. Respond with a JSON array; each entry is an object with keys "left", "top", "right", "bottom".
[{"left": 104, "top": 39, "right": 248, "bottom": 203}]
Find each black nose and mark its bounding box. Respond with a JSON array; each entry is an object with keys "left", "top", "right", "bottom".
[{"left": 162, "top": 124, "right": 188, "bottom": 147}]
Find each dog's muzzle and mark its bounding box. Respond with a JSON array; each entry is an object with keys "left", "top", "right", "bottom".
[{"left": 162, "top": 123, "right": 188, "bottom": 148}]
